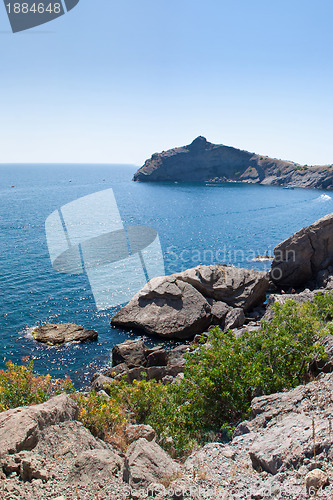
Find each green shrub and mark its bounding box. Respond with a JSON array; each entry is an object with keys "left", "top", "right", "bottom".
[
  {"left": 0, "top": 358, "right": 74, "bottom": 411},
  {"left": 75, "top": 390, "right": 128, "bottom": 440}
]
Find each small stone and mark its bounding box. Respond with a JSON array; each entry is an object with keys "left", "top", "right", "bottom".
[{"left": 305, "top": 468, "right": 329, "bottom": 495}]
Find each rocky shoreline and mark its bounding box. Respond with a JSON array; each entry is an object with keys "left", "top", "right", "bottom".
[
  {"left": 2, "top": 213, "right": 333, "bottom": 498},
  {"left": 133, "top": 136, "right": 333, "bottom": 189}
]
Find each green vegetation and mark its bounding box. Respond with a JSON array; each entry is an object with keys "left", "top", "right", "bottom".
[
  {"left": 0, "top": 357, "right": 74, "bottom": 411},
  {"left": 295, "top": 165, "right": 309, "bottom": 171},
  {"left": 1, "top": 293, "right": 332, "bottom": 458}
]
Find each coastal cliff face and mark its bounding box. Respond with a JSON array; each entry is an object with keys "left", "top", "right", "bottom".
[{"left": 133, "top": 136, "right": 333, "bottom": 189}]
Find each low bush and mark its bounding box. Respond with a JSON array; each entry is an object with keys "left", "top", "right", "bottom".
[
  {"left": 0, "top": 357, "right": 74, "bottom": 411},
  {"left": 100, "top": 297, "right": 328, "bottom": 457},
  {"left": 74, "top": 390, "right": 128, "bottom": 440}
]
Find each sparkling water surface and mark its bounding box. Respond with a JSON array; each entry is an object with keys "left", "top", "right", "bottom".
[{"left": 0, "top": 164, "right": 332, "bottom": 388}]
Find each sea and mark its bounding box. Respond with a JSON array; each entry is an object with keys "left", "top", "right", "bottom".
[{"left": 1, "top": 163, "right": 332, "bottom": 388}]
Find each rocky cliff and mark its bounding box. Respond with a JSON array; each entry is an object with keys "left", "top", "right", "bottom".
[{"left": 133, "top": 136, "right": 333, "bottom": 189}]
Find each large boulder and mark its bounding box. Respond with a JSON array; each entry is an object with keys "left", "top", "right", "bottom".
[
  {"left": 111, "top": 276, "right": 212, "bottom": 339},
  {"left": 32, "top": 323, "right": 98, "bottom": 346},
  {"left": 178, "top": 265, "right": 269, "bottom": 311},
  {"left": 111, "top": 265, "right": 268, "bottom": 339},
  {"left": 0, "top": 394, "right": 78, "bottom": 458},
  {"left": 270, "top": 213, "right": 333, "bottom": 288},
  {"left": 123, "top": 438, "right": 180, "bottom": 488},
  {"left": 35, "top": 421, "right": 112, "bottom": 459}
]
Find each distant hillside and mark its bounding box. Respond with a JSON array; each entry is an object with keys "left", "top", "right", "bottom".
[{"left": 133, "top": 136, "right": 333, "bottom": 189}]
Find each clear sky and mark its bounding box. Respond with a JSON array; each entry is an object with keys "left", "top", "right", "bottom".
[{"left": 1, "top": 0, "right": 333, "bottom": 166}]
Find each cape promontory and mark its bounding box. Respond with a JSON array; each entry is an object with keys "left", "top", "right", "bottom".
[{"left": 133, "top": 136, "right": 333, "bottom": 189}]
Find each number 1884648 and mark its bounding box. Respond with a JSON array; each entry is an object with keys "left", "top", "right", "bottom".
[{"left": 6, "top": 3, "right": 62, "bottom": 14}]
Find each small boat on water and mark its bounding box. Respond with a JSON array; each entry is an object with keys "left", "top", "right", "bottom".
[{"left": 283, "top": 186, "right": 295, "bottom": 190}]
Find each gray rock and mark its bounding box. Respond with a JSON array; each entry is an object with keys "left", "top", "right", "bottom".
[
  {"left": 35, "top": 421, "right": 110, "bottom": 459},
  {"left": 18, "top": 451, "right": 49, "bottom": 482},
  {"left": 0, "top": 394, "right": 78, "bottom": 458},
  {"left": 124, "top": 425, "right": 156, "bottom": 444},
  {"left": 69, "top": 449, "right": 123, "bottom": 485},
  {"left": 146, "top": 347, "right": 168, "bottom": 367},
  {"left": 90, "top": 374, "right": 114, "bottom": 393},
  {"left": 224, "top": 308, "right": 246, "bottom": 330},
  {"left": 305, "top": 468, "right": 329, "bottom": 494},
  {"left": 111, "top": 275, "right": 212, "bottom": 339},
  {"left": 111, "top": 265, "right": 268, "bottom": 339},
  {"left": 178, "top": 265, "right": 269, "bottom": 311},
  {"left": 249, "top": 413, "right": 314, "bottom": 474},
  {"left": 1, "top": 451, "right": 49, "bottom": 482},
  {"left": 123, "top": 438, "right": 180, "bottom": 488},
  {"left": 103, "top": 363, "right": 128, "bottom": 378},
  {"left": 146, "top": 366, "right": 167, "bottom": 381},
  {"left": 115, "top": 366, "right": 148, "bottom": 383},
  {"left": 112, "top": 338, "right": 147, "bottom": 368},
  {"left": 270, "top": 213, "right": 333, "bottom": 288},
  {"left": 32, "top": 323, "right": 97, "bottom": 345},
  {"left": 167, "top": 345, "right": 188, "bottom": 369},
  {"left": 210, "top": 300, "right": 231, "bottom": 326}
]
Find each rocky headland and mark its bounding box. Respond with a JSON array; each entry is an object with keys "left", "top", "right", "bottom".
[{"left": 133, "top": 136, "right": 333, "bottom": 189}]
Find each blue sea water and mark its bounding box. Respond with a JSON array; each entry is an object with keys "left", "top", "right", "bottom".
[{"left": 1, "top": 164, "right": 332, "bottom": 388}]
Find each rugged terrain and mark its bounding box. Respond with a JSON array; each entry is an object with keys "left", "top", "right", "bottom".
[
  {"left": 3, "top": 213, "right": 333, "bottom": 498},
  {"left": 133, "top": 136, "right": 333, "bottom": 189},
  {"left": 1, "top": 379, "right": 333, "bottom": 499}
]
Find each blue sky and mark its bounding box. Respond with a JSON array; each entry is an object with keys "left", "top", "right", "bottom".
[{"left": 1, "top": 0, "right": 333, "bottom": 165}]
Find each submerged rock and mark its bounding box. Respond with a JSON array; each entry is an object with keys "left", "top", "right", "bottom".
[{"left": 32, "top": 323, "right": 98, "bottom": 345}]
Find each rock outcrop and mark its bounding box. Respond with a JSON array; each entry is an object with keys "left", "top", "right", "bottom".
[
  {"left": 182, "top": 373, "right": 333, "bottom": 498},
  {"left": 133, "top": 136, "right": 333, "bottom": 189},
  {"left": 111, "top": 265, "right": 268, "bottom": 339},
  {"left": 270, "top": 213, "right": 333, "bottom": 288},
  {"left": 32, "top": 323, "right": 98, "bottom": 346},
  {"left": 0, "top": 394, "right": 78, "bottom": 458},
  {"left": 91, "top": 338, "right": 189, "bottom": 387}
]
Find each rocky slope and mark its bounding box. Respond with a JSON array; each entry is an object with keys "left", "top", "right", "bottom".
[
  {"left": 133, "top": 136, "right": 333, "bottom": 188},
  {"left": 1, "top": 379, "right": 333, "bottom": 499}
]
